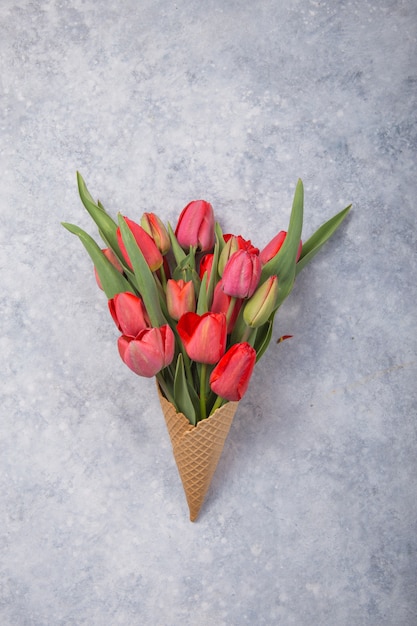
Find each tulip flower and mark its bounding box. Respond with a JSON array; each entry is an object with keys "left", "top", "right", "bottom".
[
  {"left": 108, "top": 292, "right": 150, "bottom": 337},
  {"left": 223, "top": 234, "right": 259, "bottom": 255},
  {"left": 243, "top": 275, "right": 279, "bottom": 328},
  {"left": 260, "top": 230, "right": 302, "bottom": 265},
  {"left": 175, "top": 200, "right": 215, "bottom": 251},
  {"left": 166, "top": 279, "right": 195, "bottom": 321},
  {"left": 211, "top": 279, "right": 242, "bottom": 333},
  {"left": 177, "top": 312, "right": 227, "bottom": 364},
  {"left": 95, "top": 248, "right": 124, "bottom": 290},
  {"left": 118, "top": 324, "right": 175, "bottom": 377},
  {"left": 199, "top": 253, "right": 214, "bottom": 282},
  {"left": 141, "top": 212, "right": 171, "bottom": 255},
  {"left": 117, "top": 216, "right": 163, "bottom": 271},
  {"left": 222, "top": 250, "right": 261, "bottom": 299},
  {"left": 209, "top": 342, "right": 256, "bottom": 401}
]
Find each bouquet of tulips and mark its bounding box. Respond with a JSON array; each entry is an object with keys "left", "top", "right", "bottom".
[{"left": 63, "top": 174, "right": 350, "bottom": 520}]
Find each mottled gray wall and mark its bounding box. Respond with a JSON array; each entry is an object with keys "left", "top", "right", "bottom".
[{"left": 1, "top": 1, "right": 416, "bottom": 625}]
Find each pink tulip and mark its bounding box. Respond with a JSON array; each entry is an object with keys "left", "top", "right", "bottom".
[
  {"left": 175, "top": 200, "right": 215, "bottom": 251},
  {"left": 95, "top": 248, "right": 123, "bottom": 290},
  {"left": 116, "top": 216, "right": 163, "bottom": 271},
  {"left": 141, "top": 212, "right": 171, "bottom": 255},
  {"left": 222, "top": 250, "right": 261, "bottom": 298},
  {"left": 260, "top": 231, "right": 302, "bottom": 265},
  {"left": 118, "top": 325, "right": 175, "bottom": 377},
  {"left": 210, "top": 279, "right": 242, "bottom": 333},
  {"left": 209, "top": 342, "right": 256, "bottom": 401},
  {"left": 166, "top": 279, "right": 195, "bottom": 321},
  {"left": 108, "top": 292, "right": 150, "bottom": 337},
  {"left": 177, "top": 312, "right": 226, "bottom": 364}
]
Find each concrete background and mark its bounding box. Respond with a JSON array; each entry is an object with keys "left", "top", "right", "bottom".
[{"left": 1, "top": 1, "right": 416, "bottom": 624}]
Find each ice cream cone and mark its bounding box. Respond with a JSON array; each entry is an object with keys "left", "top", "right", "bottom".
[{"left": 157, "top": 385, "right": 238, "bottom": 521}]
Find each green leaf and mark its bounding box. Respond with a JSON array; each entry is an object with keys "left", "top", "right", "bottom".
[
  {"left": 261, "top": 179, "right": 304, "bottom": 307},
  {"left": 253, "top": 319, "right": 274, "bottom": 362},
  {"left": 196, "top": 273, "right": 208, "bottom": 314},
  {"left": 62, "top": 222, "right": 135, "bottom": 298},
  {"left": 215, "top": 222, "right": 225, "bottom": 255},
  {"left": 295, "top": 204, "right": 351, "bottom": 275},
  {"left": 76, "top": 172, "right": 123, "bottom": 260},
  {"left": 174, "top": 354, "right": 197, "bottom": 425},
  {"left": 167, "top": 222, "right": 187, "bottom": 265},
  {"left": 172, "top": 251, "right": 201, "bottom": 294},
  {"left": 117, "top": 214, "right": 166, "bottom": 327},
  {"left": 206, "top": 234, "right": 220, "bottom": 310}
]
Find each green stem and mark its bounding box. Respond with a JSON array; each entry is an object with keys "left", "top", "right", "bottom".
[
  {"left": 241, "top": 325, "right": 257, "bottom": 346},
  {"left": 226, "top": 297, "right": 237, "bottom": 329},
  {"left": 199, "top": 362, "right": 208, "bottom": 421},
  {"left": 210, "top": 395, "right": 225, "bottom": 415},
  {"left": 158, "top": 262, "right": 167, "bottom": 290}
]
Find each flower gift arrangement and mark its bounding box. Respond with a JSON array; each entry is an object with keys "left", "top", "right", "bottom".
[{"left": 63, "top": 174, "right": 350, "bottom": 521}]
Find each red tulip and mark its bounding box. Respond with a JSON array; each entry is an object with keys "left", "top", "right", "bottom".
[
  {"left": 209, "top": 342, "right": 256, "bottom": 401},
  {"left": 175, "top": 200, "right": 215, "bottom": 251},
  {"left": 177, "top": 312, "right": 226, "bottom": 364},
  {"left": 118, "top": 325, "right": 175, "bottom": 377},
  {"left": 116, "top": 216, "right": 163, "bottom": 271},
  {"left": 141, "top": 212, "right": 171, "bottom": 255},
  {"left": 222, "top": 250, "right": 261, "bottom": 298},
  {"left": 199, "top": 253, "right": 214, "bottom": 282},
  {"left": 108, "top": 292, "right": 150, "bottom": 337},
  {"left": 220, "top": 235, "right": 260, "bottom": 275},
  {"left": 95, "top": 248, "right": 123, "bottom": 290},
  {"left": 166, "top": 279, "right": 195, "bottom": 321},
  {"left": 260, "top": 230, "right": 302, "bottom": 265},
  {"left": 223, "top": 233, "right": 259, "bottom": 255},
  {"left": 210, "top": 279, "right": 242, "bottom": 333}
]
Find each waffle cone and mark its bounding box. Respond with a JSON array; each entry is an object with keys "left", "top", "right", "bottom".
[{"left": 157, "top": 385, "right": 238, "bottom": 521}]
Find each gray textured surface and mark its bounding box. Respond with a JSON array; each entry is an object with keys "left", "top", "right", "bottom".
[{"left": 1, "top": 1, "right": 416, "bottom": 624}]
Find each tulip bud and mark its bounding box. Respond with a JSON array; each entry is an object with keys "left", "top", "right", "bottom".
[
  {"left": 209, "top": 342, "right": 256, "bottom": 401},
  {"left": 222, "top": 250, "right": 261, "bottom": 299},
  {"left": 108, "top": 292, "right": 150, "bottom": 337},
  {"left": 95, "top": 248, "right": 123, "bottom": 290},
  {"left": 118, "top": 325, "right": 175, "bottom": 377},
  {"left": 116, "top": 216, "right": 163, "bottom": 271},
  {"left": 177, "top": 312, "right": 227, "bottom": 364},
  {"left": 175, "top": 200, "right": 215, "bottom": 251},
  {"left": 166, "top": 279, "right": 195, "bottom": 321},
  {"left": 243, "top": 275, "right": 279, "bottom": 328},
  {"left": 218, "top": 235, "right": 241, "bottom": 276},
  {"left": 140, "top": 212, "right": 171, "bottom": 255},
  {"left": 260, "top": 231, "right": 302, "bottom": 265}
]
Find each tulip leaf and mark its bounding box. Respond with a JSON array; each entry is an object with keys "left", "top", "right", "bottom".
[
  {"left": 253, "top": 319, "right": 274, "bottom": 362},
  {"left": 261, "top": 179, "right": 304, "bottom": 308},
  {"left": 196, "top": 273, "right": 208, "bottom": 314},
  {"left": 117, "top": 214, "right": 166, "bottom": 327},
  {"left": 167, "top": 222, "right": 187, "bottom": 264},
  {"left": 77, "top": 172, "right": 123, "bottom": 260},
  {"left": 172, "top": 252, "right": 201, "bottom": 294},
  {"left": 295, "top": 204, "right": 351, "bottom": 275},
  {"left": 174, "top": 354, "right": 197, "bottom": 425},
  {"left": 62, "top": 222, "right": 135, "bottom": 298},
  {"left": 215, "top": 222, "right": 226, "bottom": 255},
  {"left": 206, "top": 234, "right": 221, "bottom": 309}
]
